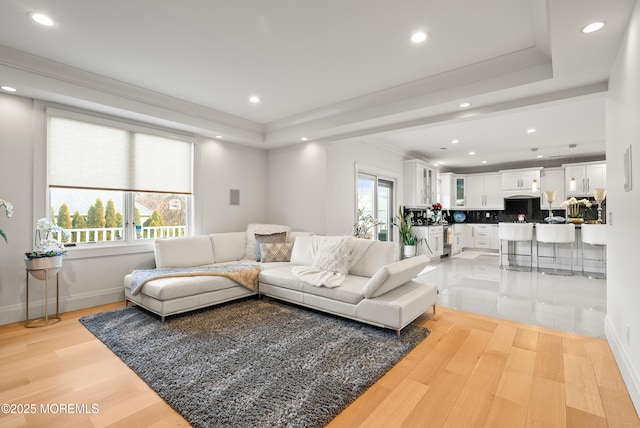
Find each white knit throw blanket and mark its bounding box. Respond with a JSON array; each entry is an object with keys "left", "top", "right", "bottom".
[{"left": 291, "top": 236, "right": 373, "bottom": 288}]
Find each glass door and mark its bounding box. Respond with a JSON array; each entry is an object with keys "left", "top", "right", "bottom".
[{"left": 357, "top": 173, "right": 394, "bottom": 241}]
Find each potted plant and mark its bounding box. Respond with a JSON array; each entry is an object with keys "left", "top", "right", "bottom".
[
  {"left": 25, "top": 218, "right": 68, "bottom": 279},
  {"left": 0, "top": 198, "right": 13, "bottom": 243},
  {"left": 392, "top": 206, "right": 428, "bottom": 258},
  {"left": 353, "top": 208, "right": 383, "bottom": 239},
  {"left": 560, "top": 197, "right": 593, "bottom": 223}
]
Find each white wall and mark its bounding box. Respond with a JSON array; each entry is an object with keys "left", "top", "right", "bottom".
[
  {"left": 267, "top": 138, "right": 405, "bottom": 236},
  {"left": 197, "top": 138, "right": 268, "bottom": 233},
  {"left": 267, "top": 142, "right": 328, "bottom": 234},
  {"left": 605, "top": 0, "right": 640, "bottom": 412},
  {"left": 0, "top": 92, "right": 269, "bottom": 325}
]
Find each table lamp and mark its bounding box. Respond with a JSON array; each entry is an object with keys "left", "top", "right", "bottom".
[
  {"left": 593, "top": 188, "right": 606, "bottom": 223},
  {"left": 544, "top": 190, "right": 557, "bottom": 223}
]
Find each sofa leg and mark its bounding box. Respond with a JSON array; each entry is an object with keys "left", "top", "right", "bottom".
[
  {"left": 397, "top": 329, "right": 401, "bottom": 338},
  {"left": 161, "top": 314, "right": 165, "bottom": 323},
  {"left": 433, "top": 304, "right": 436, "bottom": 315}
]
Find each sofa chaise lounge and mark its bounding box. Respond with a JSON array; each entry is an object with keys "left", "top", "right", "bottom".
[{"left": 123, "top": 228, "right": 437, "bottom": 334}]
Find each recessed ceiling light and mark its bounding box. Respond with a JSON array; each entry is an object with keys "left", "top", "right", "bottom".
[
  {"left": 411, "top": 31, "right": 428, "bottom": 43},
  {"left": 537, "top": 155, "right": 544, "bottom": 158},
  {"left": 582, "top": 21, "right": 606, "bottom": 34},
  {"left": 469, "top": 151, "right": 475, "bottom": 156},
  {"left": 481, "top": 160, "right": 487, "bottom": 164},
  {"left": 459, "top": 102, "right": 471, "bottom": 108},
  {"left": 1, "top": 86, "right": 17, "bottom": 92},
  {"left": 527, "top": 128, "right": 536, "bottom": 134},
  {"left": 249, "top": 96, "right": 261, "bottom": 103},
  {"left": 28, "top": 12, "right": 54, "bottom": 26},
  {"left": 450, "top": 139, "right": 459, "bottom": 144},
  {"left": 301, "top": 137, "right": 308, "bottom": 141},
  {"left": 439, "top": 161, "right": 444, "bottom": 165},
  {"left": 215, "top": 135, "right": 222, "bottom": 139}
]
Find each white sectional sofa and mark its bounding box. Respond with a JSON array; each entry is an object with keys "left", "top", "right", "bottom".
[{"left": 123, "top": 228, "right": 438, "bottom": 334}]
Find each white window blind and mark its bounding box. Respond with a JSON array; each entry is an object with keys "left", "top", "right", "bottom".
[{"left": 48, "top": 116, "right": 193, "bottom": 194}]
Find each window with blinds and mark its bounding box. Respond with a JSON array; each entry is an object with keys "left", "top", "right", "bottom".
[{"left": 47, "top": 111, "right": 193, "bottom": 244}]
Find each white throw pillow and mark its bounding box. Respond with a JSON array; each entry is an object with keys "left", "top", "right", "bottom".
[{"left": 312, "top": 236, "right": 351, "bottom": 275}]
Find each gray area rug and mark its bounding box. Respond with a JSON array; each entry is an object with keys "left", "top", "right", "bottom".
[{"left": 80, "top": 298, "right": 429, "bottom": 428}]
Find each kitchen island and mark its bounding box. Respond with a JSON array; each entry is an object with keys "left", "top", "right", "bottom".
[{"left": 498, "top": 222, "right": 606, "bottom": 276}]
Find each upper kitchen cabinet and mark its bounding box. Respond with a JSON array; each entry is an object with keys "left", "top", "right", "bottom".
[
  {"left": 404, "top": 160, "right": 436, "bottom": 207},
  {"left": 563, "top": 162, "right": 606, "bottom": 197},
  {"left": 500, "top": 168, "right": 542, "bottom": 197},
  {"left": 464, "top": 173, "right": 503, "bottom": 210},
  {"left": 539, "top": 167, "right": 566, "bottom": 209},
  {"left": 439, "top": 172, "right": 454, "bottom": 210}
]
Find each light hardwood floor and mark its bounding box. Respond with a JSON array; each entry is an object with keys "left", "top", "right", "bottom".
[{"left": 0, "top": 303, "right": 638, "bottom": 427}]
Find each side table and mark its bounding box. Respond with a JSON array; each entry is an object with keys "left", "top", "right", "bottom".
[{"left": 25, "top": 267, "right": 61, "bottom": 328}]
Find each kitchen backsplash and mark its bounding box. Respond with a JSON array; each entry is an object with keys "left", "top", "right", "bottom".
[{"left": 405, "top": 198, "right": 605, "bottom": 225}]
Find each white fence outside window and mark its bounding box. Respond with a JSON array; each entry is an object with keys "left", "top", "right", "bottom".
[{"left": 52, "top": 225, "right": 186, "bottom": 244}]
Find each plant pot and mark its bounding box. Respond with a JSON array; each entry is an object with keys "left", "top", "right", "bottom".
[
  {"left": 403, "top": 245, "right": 417, "bottom": 258},
  {"left": 25, "top": 256, "right": 62, "bottom": 280}
]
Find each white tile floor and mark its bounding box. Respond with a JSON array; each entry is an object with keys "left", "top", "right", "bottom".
[{"left": 418, "top": 250, "right": 607, "bottom": 338}]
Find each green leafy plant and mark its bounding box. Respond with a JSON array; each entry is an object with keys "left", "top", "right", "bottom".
[
  {"left": 392, "top": 206, "right": 429, "bottom": 251},
  {"left": 24, "top": 249, "right": 67, "bottom": 260}
]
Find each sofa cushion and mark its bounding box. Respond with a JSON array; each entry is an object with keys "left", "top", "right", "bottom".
[
  {"left": 255, "top": 232, "right": 287, "bottom": 261},
  {"left": 290, "top": 235, "right": 314, "bottom": 266},
  {"left": 124, "top": 273, "right": 242, "bottom": 300},
  {"left": 260, "top": 242, "right": 293, "bottom": 262},
  {"left": 301, "top": 275, "right": 368, "bottom": 305},
  {"left": 155, "top": 236, "right": 215, "bottom": 268},
  {"left": 259, "top": 266, "right": 305, "bottom": 291},
  {"left": 349, "top": 240, "right": 395, "bottom": 277},
  {"left": 363, "top": 255, "right": 430, "bottom": 298},
  {"left": 287, "top": 231, "right": 314, "bottom": 243},
  {"left": 245, "top": 224, "right": 290, "bottom": 261},
  {"left": 210, "top": 232, "right": 247, "bottom": 263},
  {"left": 312, "top": 236, "right": 351, "bottom": 275}
]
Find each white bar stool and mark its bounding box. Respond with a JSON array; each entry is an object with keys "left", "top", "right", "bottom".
[
  {"left": 498, "top": 223, "right": 534, "bottom": 271},
  {"left": 581, "top": 224, "right": 607, "bottom": 279},
  {"left": 536, "top": 224, "right": 575, "bottom": 275}
]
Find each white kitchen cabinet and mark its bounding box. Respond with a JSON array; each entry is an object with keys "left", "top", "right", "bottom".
[
  {"left": 451, "top": 225, "right": 462, "bottom": 255},
  {"left": 459, "top": 224, "right": 473, "bottom": 249},
  {"left": 563, "top": 162, "right": 606, "bottom": 196},
  {"left": 415, "top": 226, "right": 443, "bottom": 258},
  {"left": 539, "top": 168, "right": 566, "bottom": 209},
  {"left": 439, "top": 172, "right": 454, "bottom": 209},
  {"left": 404, "top": 160, "right": 436, "bottom": 207},
  {"left": 501, "top": 168, "right": 541, "bottom": 192},
  {"left": 472, "top": 224, "right": 493, "bottom": 249},
  {"left": 491, "top": 224, "right": 500, "bottom": 250},
  {"left": 427, "top": 225, "right": 444, "bottom": 259},
  {"left": 414, "top": 226, "right": 429, "bottom": 256},
  {"left": 464, "top": 173, "right": 503, "bottom": 210},
  {"left": 454, "top": 176, "right": 466, "bottom": 208}
]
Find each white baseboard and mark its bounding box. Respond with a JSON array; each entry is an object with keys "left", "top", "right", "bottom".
[
  {"left": 605, "top": 316, "right": 640, "bottom": 415},
  {"left": 0, "top": 287, "right": 124, "bottom": 326}
]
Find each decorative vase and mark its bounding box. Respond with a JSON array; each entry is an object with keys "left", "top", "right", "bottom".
[
  {"left": 404, "top": 245, "right": 417, "bottom": 258},
  {"left": 25, "top": 255, "right": 62, "bottom": 280}
]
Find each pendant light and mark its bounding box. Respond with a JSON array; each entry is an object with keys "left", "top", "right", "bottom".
[
  {"left": 531, "top": 148, "right": 539, "bottom": 191},
  {"left": 569, "top": 144, "right": 577, "bottom": 191}
]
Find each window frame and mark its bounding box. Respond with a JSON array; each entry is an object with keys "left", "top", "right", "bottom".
[
  {"left": 354, "top": 162, "right": 399, "bottom": 242},
  {"left": 35, "top": 102, "right": 197, "bottom": 259}
]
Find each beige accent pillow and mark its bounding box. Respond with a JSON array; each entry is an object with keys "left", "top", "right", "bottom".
[
  {"left": 245, "top": 224, "right": 290, "bottom": 260},
  {"left": 255, "top": 232, "right": 287, "bottom": 261},
  {"left": 260, "top": 242, "right": 294, "bottom": 263}
]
